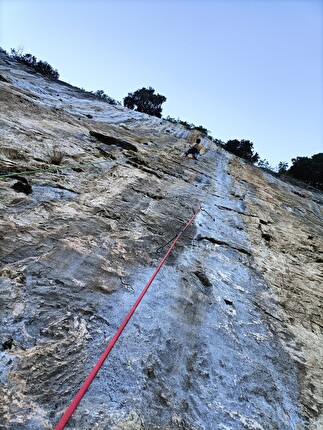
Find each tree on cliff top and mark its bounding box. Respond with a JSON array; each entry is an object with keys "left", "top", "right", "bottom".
[
  {"left": 288, "top": 153, "right": 323, "bottom": 190},
  {"left": 223, "top": 139, "right": 260, "bottom": 164},
  {"left": 123, "top": 87, "right": 166, "bottom": 118}
]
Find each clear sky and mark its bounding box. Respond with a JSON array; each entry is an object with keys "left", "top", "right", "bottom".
[{"left": 1, "top": 0, "right": 322, "bottom": 167}]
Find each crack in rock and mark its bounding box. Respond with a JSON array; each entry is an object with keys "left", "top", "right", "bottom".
[
  {"left": 89, "top": 130, "right": 138, "bottom": 152},
  {"left": 196, "top": 235, "right": 252, "bottom": 256}
]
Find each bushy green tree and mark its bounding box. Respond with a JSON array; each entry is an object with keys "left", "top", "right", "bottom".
[
  {"left": 123, "top": 87, "right": 166, "bottom": 118},
  {"left": 36, "top": 60, "right": 59, "bottom": 79},
  {"left": 257, "top": 159, "right": 271, "bottom": 169},
  {"left": 277, "top": 161, "right": 288, "bottom": 175},
  {"left": 223, "top": 139, "right": 259, "bottom": 164},
  {"left": 288, "top": 153, "right": 323, "bottom": 190}
]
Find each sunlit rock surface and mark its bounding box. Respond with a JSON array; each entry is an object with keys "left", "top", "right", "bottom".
[{"left": 0, "top": 51, "right": 322, "bottom": 430}]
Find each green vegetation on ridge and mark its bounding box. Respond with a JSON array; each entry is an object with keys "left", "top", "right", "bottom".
[{"left": 2, "top": 47, "right": 322, "bottom": 192}]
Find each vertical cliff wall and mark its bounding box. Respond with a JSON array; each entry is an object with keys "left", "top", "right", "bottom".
[{"left": 0, "top": 52, "right": 322, "bottom": 430}]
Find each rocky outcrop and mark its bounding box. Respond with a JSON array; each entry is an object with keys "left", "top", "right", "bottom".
[
  {"left": 89, "top": 130, "right": 139, "bottom": 152},
  {"left": 0, "top": 51, "right": 322, "bottom": 430}
]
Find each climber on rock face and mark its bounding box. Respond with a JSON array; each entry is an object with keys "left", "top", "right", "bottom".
[{"left": 185, "top": 138, "right": 203, "bottom": 160}]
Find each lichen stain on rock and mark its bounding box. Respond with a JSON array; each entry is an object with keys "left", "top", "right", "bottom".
[{"left": 0, "top": 50, "right": 322, "bottom": 430}]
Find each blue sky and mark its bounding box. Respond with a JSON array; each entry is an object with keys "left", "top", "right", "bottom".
[{"left": 1, "top": 0, "right": 322, "bottom": 167}]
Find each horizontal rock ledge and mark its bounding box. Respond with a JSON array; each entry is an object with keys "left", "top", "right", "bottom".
[{"left": 89, "top": 130, "right": 138, "bottom": 152}]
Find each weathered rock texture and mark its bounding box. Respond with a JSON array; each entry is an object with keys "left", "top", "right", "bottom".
[{"left": 0, "top": 51, "right": 322, "bottom": 430}]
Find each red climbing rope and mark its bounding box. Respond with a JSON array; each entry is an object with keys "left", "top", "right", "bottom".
[{"left": 54, "top": 206, "right": 201, "bottom": 430}]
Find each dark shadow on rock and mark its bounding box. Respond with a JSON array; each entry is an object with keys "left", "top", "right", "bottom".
[
  {"left": 90, "top": 130, "right": 138, "bottom": 152},
  {"left": 2, "top": 338, "right": 14, "bottom": 350},
  {"left": 0, "top": 74, "right": 10, "bottom": 83},
  {"left": 194, "top": 270, "right": 213, "bottom": 287},
  {"left": 11, "top": 176, "right": 32, "bottom": 194}
]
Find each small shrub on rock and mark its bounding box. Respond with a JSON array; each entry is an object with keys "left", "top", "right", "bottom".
[
  {"left": 49, "top": 146, "right": 64, "bottom": 165},
  {"left": 165, "top": 116, "right": 211, "bottom": 138},
  {"left": 10, "top": 48, "right": 59, "bottom": 80},
  {"left": 92, "top": 90, "right": 120, "bottom": 105}
]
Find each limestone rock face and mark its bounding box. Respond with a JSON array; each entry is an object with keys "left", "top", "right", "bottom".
[{"left": 0, "top": 52, "right": 322, "bottom": 430}]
